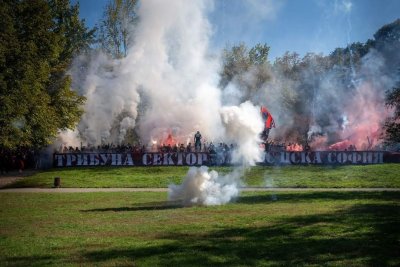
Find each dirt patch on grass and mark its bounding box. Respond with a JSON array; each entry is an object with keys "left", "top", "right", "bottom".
[{"left": 0, "top": 170, "right": 37, "bottom": 188}]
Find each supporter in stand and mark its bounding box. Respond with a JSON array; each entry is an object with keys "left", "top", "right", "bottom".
[
  {"left": 224, "top": 144, "right": 231, "bottom": 164},
  {"left": 216, "top": 143, "right": 225, "bottom": 165},
  {"left": 172, "top": 144, "right": 178, "bottom": 153},
  {"left": 150, "top": 143, "right": 157, "bottom": 152},
  {"left": 304, "top": 142, "right": 311, "bottom": 151},
  {"left": 0, "top": 149, "right": 6, "bottom": 174},
  {"left": 194, "top": 131, "right": 202, "bottom": 152},
  {"left": 16, "top": 151, "right": 25, "bottom": 173},
  {"left": 208, "top": 142, "right": 216, "bottom": 165},
  {"left": 202, "top": 142, "right": 208, "bottom": 153},
  {"left": 34, "top": 149, "right": 41, "bottom": 169},
  {"left": 186, "top": 143, "right": 192, "bottom": 153},
  {"left": 0, "top": 147, "right": 35, "bottom": 172},
  {"left": 179, "top": 143, "right": 185, "bottom": 152},
  {"left": 141, "top": 145, "right": 147, "bottom": 153}
]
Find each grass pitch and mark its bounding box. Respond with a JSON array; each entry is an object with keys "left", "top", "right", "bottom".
[
  {"left": 1, "top": 164, "right": 399, "bottom": 266},
  {"left": 7, "top": 163, "right": 400, "bottom": 188},
  {"left": 0, "top": 191, "right": 399, "bottom": 266}
]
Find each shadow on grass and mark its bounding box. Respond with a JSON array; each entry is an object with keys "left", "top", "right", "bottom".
[
  {"left": 2, "top": 255, "right": 56, "bottom": 267},
  {"left": 237, "top": 191, "right": 400, "bottom": 204},
  {"left": 81, "top": 201, "right": 183, "bottom": 212},
  {"left": 78, "top": 196, "right": 400, "bottom": 266},
  {"left": 2, "top": 192, "right": 399, "bottom": 266}
]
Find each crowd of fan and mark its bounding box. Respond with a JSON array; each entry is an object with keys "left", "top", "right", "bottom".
[
  {"left": 0, "top": 148, "right": 39, "bottom": 174},
  {"left": 57, "top": 141, "right": 238, "bottom": 165},
  {"left": 2, "top": 139, "right": 398, "bottom": 174},
  {"left": 56, "top": 139, "right": 362, "bottom": 155},
  {"left": 58, "top": 141, "right": 237, "bottom": 153}
]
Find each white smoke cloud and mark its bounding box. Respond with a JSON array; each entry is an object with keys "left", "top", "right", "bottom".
[
  {"left": 220, "top": 101, "right": 264, "bottom": 166},
  {"left": 68, "top": 51, "right": 140, "bottom": 146},
  {"left": 168, "top": 166, "right": 241, "bottom": 206},
  {"left": 68, "top": 0, "right": 225, "bottom": 146},
  {"left": 66, "top": 0, "right": 222, "bottom": 146},
  {"left": 66, "top": 0, "right": 266, "bottom": 206},
  {"left": 56, "top": 129, "right": 81, "bottom": 150},
  {"left": 119, "top": 117, "right": 136, "bottom": 143},
  {"left": 169, "top": 101, "right": 263, "bottom": 206},
  {"left": 334, "top": 0, "right": 353, "bottom": 14},
  {"left": 130, "top": 0, "right": 224, "bottom": 145}
]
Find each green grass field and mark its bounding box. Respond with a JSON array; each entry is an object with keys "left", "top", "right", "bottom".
[
  {"left": 1, "top": 164, "right": 400, "bottom": 266},
  {"left": 7, "top": 163, "right": 400, "bottom": 188},
  {"left": 0, "top": 191, "right": 399, "bottom": 266}
]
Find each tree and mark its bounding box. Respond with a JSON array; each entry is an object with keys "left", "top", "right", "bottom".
[
  {"left": 374, "top": 19, "right": 400, "bottom": 45},
  {"left": 50, "top": 0, "right": 96, "bottom": 61},
  {"left": 273, "top": 52, "right": 301, "bottom": 80},
  {"left": 47, "top": 0, "right": 95, "bottom": 130},
  {"left": 384, "top": 73, "right": 400, "bottom": 145},
  {"left": 249, "top": 43, "right": 270, "bottom": 65},
  {"left": 97, "top": 0, "right": 138, "bottom": 58},
  {"left": 0, "top": 0, "right": 94, "bottom": 150},
  {"left": 373, "top": 19, "right": 400, "bottom": 75},
  {"left": 219, "top": 43, "right": 271, "bottom": 102}
]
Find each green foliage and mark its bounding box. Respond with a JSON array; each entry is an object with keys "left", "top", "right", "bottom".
[
  {"left": 329, "top": 42, "right": 370, "bottom": 69},
  {"left": 374, "top": 18, "right": 400, "bottom": 45},
  {"left": 248, "top": 43, "right": 270, "bottom": 65},
  {"left": 0, "top": 0, "right": 93, "bottom": 149},
  {"left": 220, "top": 42, "right": 271, "bottom": 102},
  {"left": 97, "top": 0, "right": 138, "bottom": 58},
  {"left": 49, "top": 0, "right": 96, "bottom": 61},
  {"left": 220, "top": 43, "right": 251, "bottom": 88},
  {"left": 384, "top": 74, "right": 400, "bottom": 144},
  {"left": 273, "top": 51, "right": 301, "bottom": 79}
]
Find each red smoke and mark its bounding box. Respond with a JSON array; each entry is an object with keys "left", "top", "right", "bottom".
[
  {"left": 305, "top": 81, "right": 391, "bottom": 151},
  {"left": 286, "top": 143, "right": 303, "bottom": 151},
  {"left": 165, "top": 133, "right": 176, "bottom": 146},
  {"left": 328, "top": 140, "right": 352, "bottom": 151},
  {"left": 338, "top": 82, "right": 388, "bottom": 150}
]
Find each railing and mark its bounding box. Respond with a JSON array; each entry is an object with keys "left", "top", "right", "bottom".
[{"left": 53, "top": 151, "right": 400, "bottom": 167}]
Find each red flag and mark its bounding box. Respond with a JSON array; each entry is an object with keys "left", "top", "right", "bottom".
[{"left": 261, "top": 106, "right": 275, "bottom": 129}]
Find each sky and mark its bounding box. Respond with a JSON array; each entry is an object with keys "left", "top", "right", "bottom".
[{"left": 74, "top": 0, "right": 400, "bottom": 61}]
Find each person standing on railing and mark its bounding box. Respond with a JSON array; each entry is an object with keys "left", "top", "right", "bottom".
[{"left": 194, "top": 131, "right": 202, "bottom": 152}]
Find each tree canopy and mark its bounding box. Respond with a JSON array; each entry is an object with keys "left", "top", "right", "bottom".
[
  {"left": 97, "top": 0, "right": 138, "bottom": 58},
  {"left": 384, "top": 70, "right": 400, "bottom": 144},
  {"left": 0, "top": 0, "right": 94, "bottom": 149},
  {"left": 220, "top": 43, "right": 271, "bottom": 103}
]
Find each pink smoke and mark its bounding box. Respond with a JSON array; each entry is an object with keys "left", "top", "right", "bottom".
[
  {"left": 310, "top": 135, "right": 328, "bottom": 151},
  {"left": 328, "top": 139, "right": 352, "bottom": 150},
  {"left": 339, "top": 81, "right": 388, "bottom": 150}
]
